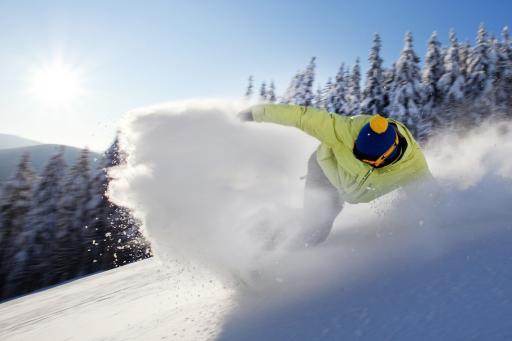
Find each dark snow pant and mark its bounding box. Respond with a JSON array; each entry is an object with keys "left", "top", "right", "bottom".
[{"left": 300, "top": 152, "right": 344, "bottom": 246}]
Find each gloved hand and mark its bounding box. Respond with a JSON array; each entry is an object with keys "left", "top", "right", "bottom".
[{"left": 237, "top": 108, "right": 254, "bottom": 122}]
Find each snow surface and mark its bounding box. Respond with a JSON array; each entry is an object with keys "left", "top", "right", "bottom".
[
  {"left": 2, "top": 101, "right": 512, "bottom": 340},
  {"left": 1, "top": 220, "right": 511, "bottom": 341},
  {"left": 0, "top": 259, "right": 234, "bottom": 341}
]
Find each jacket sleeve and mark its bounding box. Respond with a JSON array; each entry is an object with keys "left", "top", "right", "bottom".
[{"left": 251, "top": 104, "right": 352, "bottom": 147}]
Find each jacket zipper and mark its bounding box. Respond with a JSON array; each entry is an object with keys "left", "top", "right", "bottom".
[{"left": 359, "top": 167, "right": 375, "bottom": 190}]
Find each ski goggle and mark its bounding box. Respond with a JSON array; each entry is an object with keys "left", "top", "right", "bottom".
[{"left": 359, "top": 132, "right": 399, "bottom": 168}]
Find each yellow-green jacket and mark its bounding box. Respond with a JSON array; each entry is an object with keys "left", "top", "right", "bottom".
[{"left": 251, "top": 104, "right": 431, "bottom": 204}]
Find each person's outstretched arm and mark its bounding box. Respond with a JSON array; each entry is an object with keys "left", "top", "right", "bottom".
[{"left": 249, "top": 104, "right": 353, "bottom": 147}]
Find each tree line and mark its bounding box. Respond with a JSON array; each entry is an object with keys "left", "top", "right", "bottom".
[
  {"left": 0, "top": 137, "right": 152, "bottom": 301},
  {"left": 246, "top": 24, "right": 512, "bottom": 142}
]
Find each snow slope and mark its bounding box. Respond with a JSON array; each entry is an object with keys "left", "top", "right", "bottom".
[
  {"left": 2, "top": 101, "right": 512, "bottom": 340},
  {"left": 218, "top": 201, "right": 512, "bottom": 340},
  {"left": 1, "top": 209, "right": 511, "bottom": 341},
  {"left": 0, "top": 259, "right": 234, "bottom": 341}
]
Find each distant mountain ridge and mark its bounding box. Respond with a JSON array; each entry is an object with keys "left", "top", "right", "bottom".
[
  {"left": 0, "top": 144, "right": 103, "bottom": 183},
  {"left": 0, "top": 133, "right": 41, "bottom": 149}
]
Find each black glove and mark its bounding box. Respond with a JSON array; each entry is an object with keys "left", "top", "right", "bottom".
[{"left": 237, "top": 108, "right": 254, "bottom": 122}]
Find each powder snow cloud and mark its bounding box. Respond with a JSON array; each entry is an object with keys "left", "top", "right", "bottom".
[{"left": 109, "top": 100, "right": 512, "bottom": 298}]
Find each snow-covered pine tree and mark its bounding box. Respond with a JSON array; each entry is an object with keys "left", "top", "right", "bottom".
[
  {"left": 323, "top": 78, "right": 336, "bottom": 113},
  {"left": 390, "top": 32, "right": 424, "bottom": 138},
  {"left": 313, "top": 85, "right": 324, "bottom": 109},
  {"left": 346, "top": 59, "right": 362, "bottom": 116},
  {"left": 493, "top": 27, "right": 512, "bottom": 116},
  {"left": 84, "top": 139, "right": 125, "bottom": 272},
  {"left": 107, "top": 204, "right": 149, "bottom": 268},
  {"left": 498, "top": 27, "right": 512, "bottom": 117},
  {"left": 268, "top": 81, "right": 277, "bottom": 103},
  {"left": 440, "top": 44, "right": 448, "bottom": 71},
  {"left": 300, "top": 57, "right": 316, "bottom": 106},
  {"left": 488, "top": 36, "right": 502, "bottom": 116},
  {"left": 82, "top": 163, "right": 111, "bottom": 274},
  {"left": 332, "top": 64, "right": 348, "bottom": 115},
  {"left": 459, "top": 40, "right": 471, "bottom": 78},
  {"left": 282, "top": 57, "right": 317, "bottom": 106},
  {"left": 466, "top": 23, "right": 495, "bottom": 125},
  {"left": 259, "top": 82, "right": 267, "bottom": 102},
  {"left": 437, "top": 31, "right": 466, "bottom": 131},
  {"left": 5, "top": 149, "right": 67, "bottom": 297},
  {"left": 282, "top": 72, "right": 303, "bottom": 104},
  {"left": 51, "top": 148, "right": 93, "bottom": 283},
  {"left": 488, "top": 34, "right": 500, "bottom": 112},
  {"left": 0, "top": 153, "right": 35, "bottom": 297},
  {"left": 245, "top": 76, "right": 254, "bottom": 99},
  {"left": 420, "top": 31, "right": 445, "bottom": 137},
  {"left": 101, "top": 136, "right": 151, "bottom": 267},
  {"left": 362, "top": 33, "right": 385, "bottom": 115},
  {"left": 382, "top": 63, "right": 396, "bottom": 117}
]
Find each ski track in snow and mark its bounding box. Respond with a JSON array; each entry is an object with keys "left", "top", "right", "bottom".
[{"left": 0, "top": 259, "right": 235, "bottom": 341}]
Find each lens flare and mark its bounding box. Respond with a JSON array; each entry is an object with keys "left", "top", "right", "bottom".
[{"left": 30, "top": 60, "right": 84, "bottom": 105}]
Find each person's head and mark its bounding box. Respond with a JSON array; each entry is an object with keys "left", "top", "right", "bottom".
[{"left": 353, "top": 115, "right": 400, "bottom": 167}]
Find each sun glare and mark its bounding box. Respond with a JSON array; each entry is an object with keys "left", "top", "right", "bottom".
[{"left": 30, "top": 60, "right": 84, "bottom": 105}]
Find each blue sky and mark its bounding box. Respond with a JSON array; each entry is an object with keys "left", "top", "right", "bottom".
[{"left": 0, "top": 0, "right": 510, "bottom": 150}]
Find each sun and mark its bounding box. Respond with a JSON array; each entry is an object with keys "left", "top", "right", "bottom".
[{"left": 30, "top": 60, "right": 84, "bottom": 105}]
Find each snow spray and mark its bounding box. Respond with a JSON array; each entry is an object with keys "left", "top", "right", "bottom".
[
  {"left": 108, "top": 100, "right": 318, "bottom": 276},
  {"left": 109, "top": 100, "right": 512, "bottom": 295}
]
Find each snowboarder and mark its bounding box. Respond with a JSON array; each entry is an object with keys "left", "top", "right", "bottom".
[{"left": 239, "top": 104, "right": 432, "bottom": 247}]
